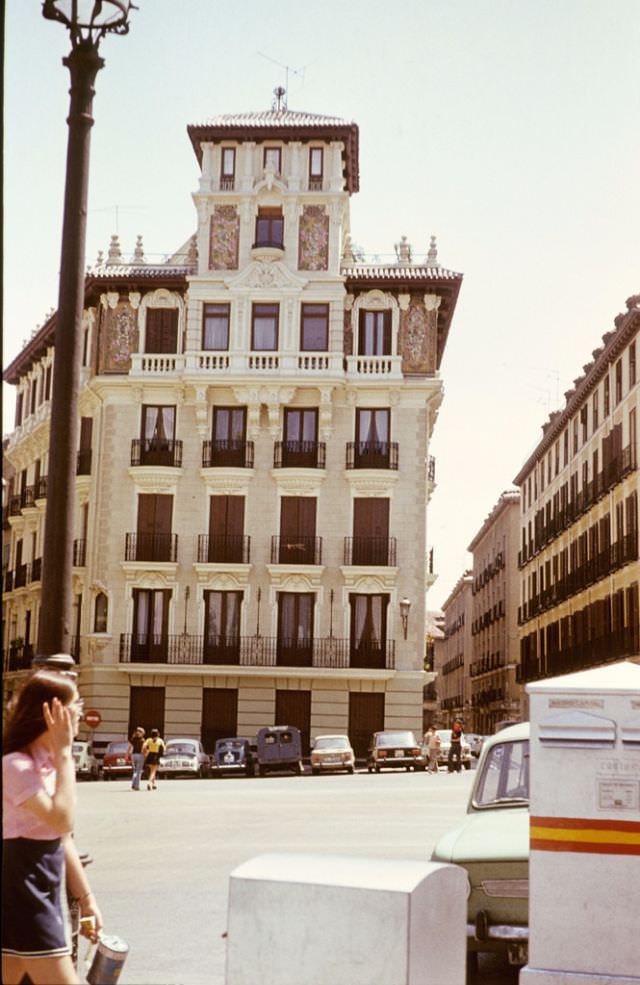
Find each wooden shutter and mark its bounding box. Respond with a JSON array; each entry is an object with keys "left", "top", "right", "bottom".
[
  {"left": 275, "top": 689, "right": 311, "bottom": 755},
  {"left": 280, "top": 497, "right": 316, "bottom": 537},
  {"left": 137, "top": 494, "right": 173, "bottom": 536},
  {"left": 145, "top": 309, "right": 178, "bottom": 354},
  {"left": 209, "top": 496, "right": 245, "bottom": 538},
  {"left": 128, "top": 685, "right": 166, "bottom": 737},
  {"left": 201, "top": 688, "right": 239, "bottom": 753},
  {"left": 348, "top": 692, "right": 385, "bottom": 760},
  {"left": 79, "top": 417, "right": 93, "bottom": 450}
]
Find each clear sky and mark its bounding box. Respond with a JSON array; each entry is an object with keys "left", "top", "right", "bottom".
[{"left": 4, "top": 0, "right": 639, "bottom": 608}]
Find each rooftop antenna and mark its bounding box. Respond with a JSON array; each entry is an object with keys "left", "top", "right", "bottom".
[{"left": 257, "top": 51, "right": 305, "bottom": 107}]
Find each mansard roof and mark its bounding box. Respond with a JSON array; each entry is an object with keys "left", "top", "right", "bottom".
[{"left": 187, "top": 109, "right": 360, "bottom": 192}]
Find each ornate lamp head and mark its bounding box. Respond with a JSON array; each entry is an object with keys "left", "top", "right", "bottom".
[{"left": 42, "top": 0, "right": 136, "bottom": 46}]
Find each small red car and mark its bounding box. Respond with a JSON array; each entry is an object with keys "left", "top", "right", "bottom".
[{"left": 102, "top": 740, "right": 132, "bottom": 780}]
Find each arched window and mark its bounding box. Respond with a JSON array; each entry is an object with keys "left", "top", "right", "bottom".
[{"left": 94, "top": 593, "right": 108, "bottom": 633}]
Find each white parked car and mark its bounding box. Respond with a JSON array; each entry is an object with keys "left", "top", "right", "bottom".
[
  {"left": 432, "top": 729, "right": 472, "bottom": 770},
  {"left": 310, "top": 735, "right": 355, "bottom": 775},
  {"left": 159, "top": 738, "right": 210, "bottom": 779},
  {"left": 72, "top": 740, "right": 100, "bottom": 781}
]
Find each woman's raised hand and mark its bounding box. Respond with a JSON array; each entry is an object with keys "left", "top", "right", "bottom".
[{"left": 43, "top": 697, "right": 74, "bottom": 755}]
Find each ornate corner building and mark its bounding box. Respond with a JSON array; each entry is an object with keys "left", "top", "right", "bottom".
[
  {"left": 514, "top": 297, "right": 639, "bottom": 718},
  {"left": 2, "top": 107, "right": 462, "bottom": 759}
]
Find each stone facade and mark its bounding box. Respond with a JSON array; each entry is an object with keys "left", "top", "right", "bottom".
[
  {"left": 3, "top": 108, "right": 462, "bottom": 760},
  {"left": 433, "top": 572, "right": 473, "bottom": 727}
]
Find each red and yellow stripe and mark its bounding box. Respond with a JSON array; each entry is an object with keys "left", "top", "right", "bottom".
[{"left": 530, "top": 816, "right": 640, "bottom": 856}]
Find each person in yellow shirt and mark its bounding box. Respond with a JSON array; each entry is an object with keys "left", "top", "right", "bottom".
[{"left": 141, "top": 729, "right": 165, "bottom": 791}]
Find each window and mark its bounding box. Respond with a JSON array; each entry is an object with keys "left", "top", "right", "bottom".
[
  {"left": 358, "top": 310, "right": 391, "bottom": 355},
  {"left": 15, "top": 392, "right": 23, "bottom": 427},
  {"left": 572, "top": 418, "right": 578, "bottom": 455},
  {"left": 94, "top": 593, "right": 108, "bottom": 633},
  {"left": 300, "top": 303, "right": 329, "bottom": 351},
  {"left": 281, "top": 409, "right": 319, "bottom": 467},
  {"left": 210, "top": 407, "right": 247, "bottom": 467},
  {"left": 350, "top": 593, "right": 389, "bottom": 669},
  {"left": 355, "top": 409, "right": 390, "bottom": 467},
  {"left": 554, "top": 441, "right": 560, "bottom": 476},
  {"left": 131, "top": 589, "right": 171, "bottom": 662},
  {"left": 207, "top": 496, "right": 245, "bottom": 562},
  {"left": 563, "top": 430, "right": 569, "bottom": 467},
  {"left": 277, "top": 593, "right": 314, "bottom": 666},
  {"left": 309, "top": 147, "right": 323, "bottom": 189},
  {"left": 134, "top": 494, "right": 174, "bottom": 562},
  {"left": 140, "top": 406, "right": 176, "bottom": 465},
  {"left": 630, "top": 341, "right": 637, "bottom": 387},
  {"left": 263, "top": 146, "right": 282, "bottom": 173},
  {"left": 278, "top": 497, "right": 317, "bottom": 564},
  {"left": 615, "top": 359, "right": 623, "bottom": 404},
  {"left": 45, "top": 366, "right": 52, "bottom": 401},
  {"left": 203, "top": 591, "right": 242, "bottom": 664},
  {"left": 580, "top": 405, "right": 588, "bottom": 444},
  {"left": 202, "top": 303, "right": 230, "bottom": 350},
  {"left": 592, "top": 391, "right": 599, "bottom": 431},
  {"left": 220, "top": 147, "right": 235, "bottom": 187},
  {"left": 255, "top": 208, "right": 284, "bottom": 248},
  {"left": 145, "top": 308, "right": 178, "bottom": 353},
  {"left": 252, "top": 303, "right": 279, "bottom": 350},
  {"left": 352, "top": 498, "right": 390, "bottom": 564},
  {"left": 604, "top": 375, "right": 610, "bottom": 415}
]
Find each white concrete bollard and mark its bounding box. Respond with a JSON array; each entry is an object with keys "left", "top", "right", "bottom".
[
  {"left": 521, "top": 660, "right": 640, "bottom": 985},
  {"left": 225, "top": 852, "right": 468, "bottom": 985}
]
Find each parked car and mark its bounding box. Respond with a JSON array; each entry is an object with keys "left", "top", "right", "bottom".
[
  {"left": 431, "top": 722, "right": 530, "bottom": 969},
  {"left": 102, "top": 740, "right": 132, "bottom": 780},
  {"left": 210, "top": 737, "right": 255, "bottom": 778},
  {"left": 256, "top": 725, "right": 304, "bottom": 776},
  {"left": 310, "top": 735, "right": 355, "bottom": 775},
  {"left": 434, "top": 729, "right": 472, "bottom": 769},
  {"left": 159, "top": 738, "right": 210, "bottom": 779},
  {"left": 466, "top": 733, "right": 486, "bottom": 759},
  {"left": 367, "top": 730, "right": 425, "bottom": 772},
  {"left": 72, "top": 740, "right": 100, "bottom": 781}
]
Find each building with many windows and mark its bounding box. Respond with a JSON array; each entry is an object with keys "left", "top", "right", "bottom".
[
  {"left": 433, "top": 571, "right": 473, "bottom": 727},
  {"left": 514, "top": 296, "right": 639, "bottom": 717},
  {"left": 467, "top": 489, "right": 521, "bottom": 732},
  {"left": 2, "top": 105, "right": 462, "bottom": 759}
]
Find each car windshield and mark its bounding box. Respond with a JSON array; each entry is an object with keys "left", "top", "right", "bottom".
[
  {"left": 315, "top": 737, "right": 349, "bottom": 750},
  {"left": 376, "top": 732, "right": 416, "bottom": 747},
  {"left": 217, "top": 740, "right": 244, "bottom": 751},
  {"left": 107, "top": 742, "right": 128, "bottom": 754},
  {"left": 164, "top": 743, "right": 196, "bottom": 755},
  {"left": 475, "top": 739, "right": 530, "bottom": 806}
]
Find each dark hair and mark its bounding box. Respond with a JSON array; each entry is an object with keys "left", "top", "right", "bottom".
[
  {"left": 3, "top": 670, "right": 77, "bottom": 754},
  {"left": 151, "top": 728, "right": 159, "bottom": 737}
]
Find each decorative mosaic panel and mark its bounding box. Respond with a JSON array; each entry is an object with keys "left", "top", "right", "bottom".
[
  {"left": 298, "top": 205, "right": 329, "bottom": 271},
  {"left": 209, "top": 205, "right": 240, "bottom": 270},
  {"left": 99, "top": 303, "right": 138, "bottom": 373},
  {"left": 343, "top": 308, "right": 353, "bottom": 356},
  {"left": 399, "top": 300, "right": 436, "bottom": 374}
]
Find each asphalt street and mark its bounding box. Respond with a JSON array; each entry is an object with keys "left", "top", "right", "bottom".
[{"left": 74, "top": 767, "right": 520, "bottom": 985}]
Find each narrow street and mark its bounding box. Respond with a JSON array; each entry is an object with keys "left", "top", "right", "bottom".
[{"left": 75, "top": 769, "right": 519, "bottom": 985}]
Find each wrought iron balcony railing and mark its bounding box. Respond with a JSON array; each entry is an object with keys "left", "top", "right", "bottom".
[
  {"left": 196, "top": 534, "right": 251, "bottom": 564},
  {"left": 344, "top": 536, "right": 397, "bottom": 566},
  {"left": 124, "top": 533, "right": 178, "bottom": 563},
  {"left": 346, "top": 441, "right": 399, "bottom": 470},
  {"left": 202, "top": 439, "right": 254, "bottom": 469},
  {"left": 131, "top": 438, "right": 183, "bottom": 468},
  {"left": 273, "top": 441, "right": 326, "bottom": 469},
  {"left": 270, "top": 535, "right": 323, "bottom": 565}
]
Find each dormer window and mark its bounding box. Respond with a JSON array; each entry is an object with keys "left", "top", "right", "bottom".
[
  {"left": 220, "top": 147, "right": 235, "bottom": 190},
  {"left": 255, "top": 207, "right": 284, "bottom": 249},
  {"left": 309, "top": 147, "right": 323, "bottom": 190},
  {"left": 263, "top": 146, "right": 282, "bottom": 174}
]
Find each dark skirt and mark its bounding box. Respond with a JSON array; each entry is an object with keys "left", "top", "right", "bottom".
[
  {"left": 145, "top": 752, "right": 159, "bottom": 765},
  {"left": 2, "top": 837, "right": 70, "bottom": 957}
]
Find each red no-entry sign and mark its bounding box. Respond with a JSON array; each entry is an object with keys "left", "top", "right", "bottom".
[{"left": 84, "top": 709, "right": 102, "bottom": 728}]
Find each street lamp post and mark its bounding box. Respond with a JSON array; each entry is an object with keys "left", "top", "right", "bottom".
[{"left": 35, "top": 1, "right": 135, "bottom": 668}]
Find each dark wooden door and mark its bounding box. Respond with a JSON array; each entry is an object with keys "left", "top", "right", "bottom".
[
  {"left": 283, "top": 409, "right": 318, "bottom": 467},
  {"left": 145, "top": 308, "right": 178, "bottom": 353},
  {"left": 352, "top": 498, "right": 389, "bottom": 564},
  {"left": 277, "top": 593, "right": 314, "bottom": 667},
  {"left": 201, "top": 687, "right": 238, "bottom": 753},
  {"left": 349, "top": 692, "right": 385, "bottom": 760},
  {"left": 209, "top": 496, "right": 245, "bottom": 562},
  {"left": 279, "top": 497, "right": 317, "bottom": 563},
  {"left": 132, "top": 589, "right": 171, "bottom": 662},
  {"left": 275, "top": 690, "right": 311, "bottom": 756},
  {"left": 212, "top": 407, "right": 247, "bottom": 466},
  {"left": 128, "top": 685, "right": 166, "bottom": 738},
  {"left": 136, "top": 494, "right": 173, "bottom": 561}
]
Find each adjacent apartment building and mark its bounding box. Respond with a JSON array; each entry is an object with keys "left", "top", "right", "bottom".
[
  {"left": 514, "top": 296, "right": 639, "bottom": 718},
  {"left": 433, "top": 571, "right": 473, "bottom": 727},
  {"left": 2, "top": 105, "right": 462, "bottom": 759}
]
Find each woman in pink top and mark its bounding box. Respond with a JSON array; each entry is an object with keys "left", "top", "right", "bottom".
[{"left": 2, "top": 670, "right": 103, "bottom": 985}]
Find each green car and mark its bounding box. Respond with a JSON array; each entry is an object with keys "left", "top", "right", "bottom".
[{"left": 431, "top": 723, "right": 530, "bottom": 969}]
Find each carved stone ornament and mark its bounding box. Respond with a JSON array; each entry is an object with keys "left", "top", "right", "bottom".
[
  {"left": 128, "top": 292, "right": 141, "bottom": 310},
  {"left": 200, "top": 470, "right": 254, "bottom": 497},
  {"left": 344, "top": 471, "right": 399, "bottom": 498},
  {"left": 270, "top": 468, "right": 326, "bottom": 496},
  {"left": 344, "top": 294, "right": 354, "bottom": 311},
  {"left": 266, "top": 567, "right": 325, "bottom": 591},
  {"left": 424, "top": 294, "right": 442, "bottom": 312},
  {"left": 101, "top": 292, "right": 120, "bottom": 310},
  {"left": 193, "top": 567, "right": 251, "bottom": 589},
  {"left": 339, "top": 570, "right": 398, "bottom": 591},
  {"left": 127, "top": 468, "right": 181, "bottom": 495},
  {"left": 398, "top": 294, "right": 411, "bottom": 312},
  {"left": 227, "top": 259, "right": 307, "bottom": 291},
  {"left": 122, "top": 566, "right": 178, "bottom": 585}
]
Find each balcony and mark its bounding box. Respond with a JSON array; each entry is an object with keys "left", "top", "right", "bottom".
[
  {"left": 119, "top": 634, "right": 396, "bottom": 670},
  {"left": 131, "top": 438, "right": 183, "bottom": 468},
  {"left": 14, "top": 563, "right": 28, "bottom": 589},
  {"left": 4, "top": 569, "right": 14, "bottom": 592},
  {"left": 5, "top": 643, "right": 34, "bottom": 672},
  {"left": 9, "top": 496, "right": 21, "bottom": 517},
  {"left": 270, "top": 536, "right": 323, "bottom": 565},
  {"left": 202, "top": 439, "right": 254, "bottom": 469},
  {"left": 346, "top": 442, "right": 398, "bottom": 470},
  {"left": 308, "top": 177, "right": 323, "bottom": 191},
  {"left": 345, "top": 354, "right": 403, "bottom": 378},
  {"left": 344, "top": 536, "right": 397, "bottom": 567},
  {"left": 274, "top": 441, "right": 326, "bottom": 469},
  {"left": 220, "top": 177, "right": 235, "bottom": 191},
  {"left": 196, "top": 534, "right": 251, "bottom": 564},
  {"left": 35, "top": 476, "right": 48, "bottom": 501},
  {"left": 76, "top": 449, "right": 92, "bottom": 475},
  {"left": 21, "top": 486, "right": 37, "bottom": 510},
  {"left": 124, "top": 533, "right": 178, "bottom": 563},
  {"left": 30, "top": 558, "right": 42, "bottom": 582}
]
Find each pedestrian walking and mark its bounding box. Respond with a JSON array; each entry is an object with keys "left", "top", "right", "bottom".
[
  {"left": 2, "top": 670, "right": 102, "bottom": 985},
  {"left": 448, "top": 719, "right": 463, "bottom": 773},
  {"left": 142, "top": 729, "right": 165, "bottom": 790},
  {"left": 425, "top": 726, "right": 441, "bottom": 773},
  {"left": 128, "top": 727, "right": 145, "bottom": 791}
]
